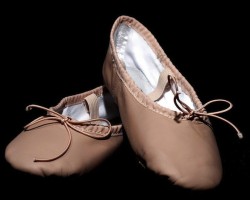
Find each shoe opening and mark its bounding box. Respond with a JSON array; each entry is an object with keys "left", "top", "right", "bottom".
[
  {"left": 57, "top": 91, "right": 120, "bottom": 124},
  {"left": 114, "top": 23, "right": 195, "bottom": 112}
]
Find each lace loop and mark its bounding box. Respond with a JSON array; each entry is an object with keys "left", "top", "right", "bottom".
[
  {"left": 169, "top": 75, "right": 243, "bottom": 139},
  {"left": 24, "top": 104, "right": 112, "bottom": 162}
]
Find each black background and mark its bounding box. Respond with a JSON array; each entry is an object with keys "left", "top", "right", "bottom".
[{"left": 1, "top": 4, "right": 249, "bottom": 198}]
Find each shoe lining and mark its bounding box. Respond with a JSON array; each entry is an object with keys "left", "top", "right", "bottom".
[
  {"left": 114, "top": 24, "right": 195, "bottom": 111},
  {"left": 61, "top": 92, "right": 120, "bottom": 122}
]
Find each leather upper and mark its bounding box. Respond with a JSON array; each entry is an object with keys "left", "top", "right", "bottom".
[
  {"left": 5, "top": 86, "right": 123, "bottom": 176},
  {"left": 103, "top": 16, "right": 222, "bottom": 189}
]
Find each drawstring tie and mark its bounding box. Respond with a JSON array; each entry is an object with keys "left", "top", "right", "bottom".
[{"left": 25, "top": 104, "right": 112, "bottom": 162}]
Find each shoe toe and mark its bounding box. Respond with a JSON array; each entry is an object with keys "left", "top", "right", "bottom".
[
  {"left": 5, "top": 120, "right": 122, "bottom": 176},
  {"left": 145, "top": 120, "right": 222, "bottom": 189}
]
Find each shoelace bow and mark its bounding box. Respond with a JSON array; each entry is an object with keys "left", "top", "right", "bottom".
[
  {"left": 168, "top": 75, "right": 243, "bottom": 139},
  {"left": 25, "top": 104, "right": 112, "bottom": 162}
]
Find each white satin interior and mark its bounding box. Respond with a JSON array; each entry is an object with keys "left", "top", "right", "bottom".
[
  {"left": 61, "top": 92, "right": 119, "bottom": 121},
  {"left": 114, "top": 24, "right": 195, "bottom": 111}
]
